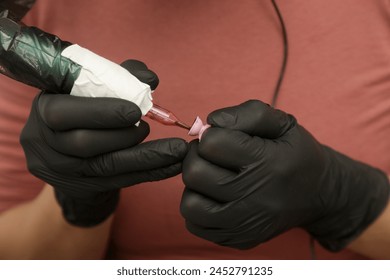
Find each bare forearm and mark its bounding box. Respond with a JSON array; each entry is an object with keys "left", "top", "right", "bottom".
[
  {"left": 348, "top": 175, "right": 390, "bottom": 259},
  {"left": 0, "top": 185, "right": 113, "bottom": 259}
]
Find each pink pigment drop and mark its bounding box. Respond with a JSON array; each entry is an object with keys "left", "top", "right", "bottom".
[{"left": 188, "top": 116, "right": 210, "bottom": 139}]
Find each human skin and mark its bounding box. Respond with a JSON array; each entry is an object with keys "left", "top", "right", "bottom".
[
  {"left": 0, "top": 184, "right": 112, "bottom": 259},
  {"left": 348, "top": 177, "right": 390, "bottom": 260}
]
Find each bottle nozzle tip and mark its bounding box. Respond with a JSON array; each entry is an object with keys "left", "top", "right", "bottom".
[{"left": 175, "top": 121, "right": 191, "bottom": 130}]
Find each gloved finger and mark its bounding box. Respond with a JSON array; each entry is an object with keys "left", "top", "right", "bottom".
[
  {"left": 182, "top": 191, "right": 275, "bottom": 249},
  {"left": 120, "top": 59, "right": 159, "bottom": 90},
  {"left": 43, "top": 121, "right": 150, "bottom": 158},
  {"left": 185, "top": 222, "right": 258, "bottom": 250},
  {"left": 79, "top": 138, "right": 188, "bottom": 176},
  {"left": 185, "top": 221, "right": 230, "bottom": 245},
  {"left": 35, "top": 161, "right": 183, "bottom": 195},
  {"left": 95, "top": 162, "right": 183, "bottom": 190},
  {"left": 207, "top": 100, "right": 296, "bottom": 139},
  {"left": 180, "top": 188, "right": 241, "bottom": 228},
  {"left": 38, "top": 93, "right": 142, "bottom": 131},
  {"left": 183, "top": 141, "right": 250, "bottom": 202},
  {"left": 199, "top": 127, "right": 266, "bottom": 170}
]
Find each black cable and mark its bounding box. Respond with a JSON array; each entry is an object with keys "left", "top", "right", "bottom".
[
  {"left": 270, "top": 0, "right": 288, "bottom": 107},
  {"left": 270, "top": 0, "right": 317, "bottom": 260}
]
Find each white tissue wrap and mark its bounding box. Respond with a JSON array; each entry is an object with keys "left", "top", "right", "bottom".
[{"left": 61, "top": 44, "right": 153, "bottom": 115}]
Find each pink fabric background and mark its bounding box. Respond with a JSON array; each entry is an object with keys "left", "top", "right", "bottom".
[{"left": 0, "top": 0, "right": 389, "bottom": 259}]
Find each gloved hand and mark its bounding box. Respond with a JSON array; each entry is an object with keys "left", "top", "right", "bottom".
[
  {"left": 20, "top": 60, "right": 187, "bottom": 227},
  {"left": 180, "top": 100, "right": 390, "bottom": 251}
]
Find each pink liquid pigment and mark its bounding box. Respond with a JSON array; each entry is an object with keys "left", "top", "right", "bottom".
[{"left": 146, "top": 104, "right": 190, "bottom": 130}]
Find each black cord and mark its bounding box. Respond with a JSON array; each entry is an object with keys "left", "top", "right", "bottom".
[
  {"left": 270, "top": 0, "right": 288, "bottom": 107},
  {"left": 270, "top": 0, "right": 317, "bottom": 260}
]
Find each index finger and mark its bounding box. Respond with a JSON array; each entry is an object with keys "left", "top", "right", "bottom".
[
  {"left": 207, "top": 100, "right": 296, "bottom": 139},
  {"left": 38, "top": 93, "right": 142, "bottom": 131}
]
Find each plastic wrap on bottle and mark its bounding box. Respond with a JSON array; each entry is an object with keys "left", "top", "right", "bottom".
[
  {"left": 0, "top": 12, "right": 81, "bottom": 94},
  {"left": 0, "top": 11, "right": 153, "bottom": 115}
]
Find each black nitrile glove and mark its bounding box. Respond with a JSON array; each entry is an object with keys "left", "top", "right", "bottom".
[
  {"left": 180, "top": 100, "right": 390, "bottom": 251},
  {"left": 20, "top": 61, "right": 187, "bottom": 227}
]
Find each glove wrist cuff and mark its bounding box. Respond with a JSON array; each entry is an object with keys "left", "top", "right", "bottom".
[
  {"left": 306, "top": 158, "right": 390, "bottom": 252},
  {"left": 54, "top": 189, "right": 120, "bottom": 227}
]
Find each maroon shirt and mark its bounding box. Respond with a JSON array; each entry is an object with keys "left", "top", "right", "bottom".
[{"left": 0, "top": 0, "right": 389, "bottom": 259}]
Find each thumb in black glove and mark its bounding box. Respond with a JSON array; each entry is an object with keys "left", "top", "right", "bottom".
[{"left": 180, "top": 100, "right": 389, "bottom": 251}]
